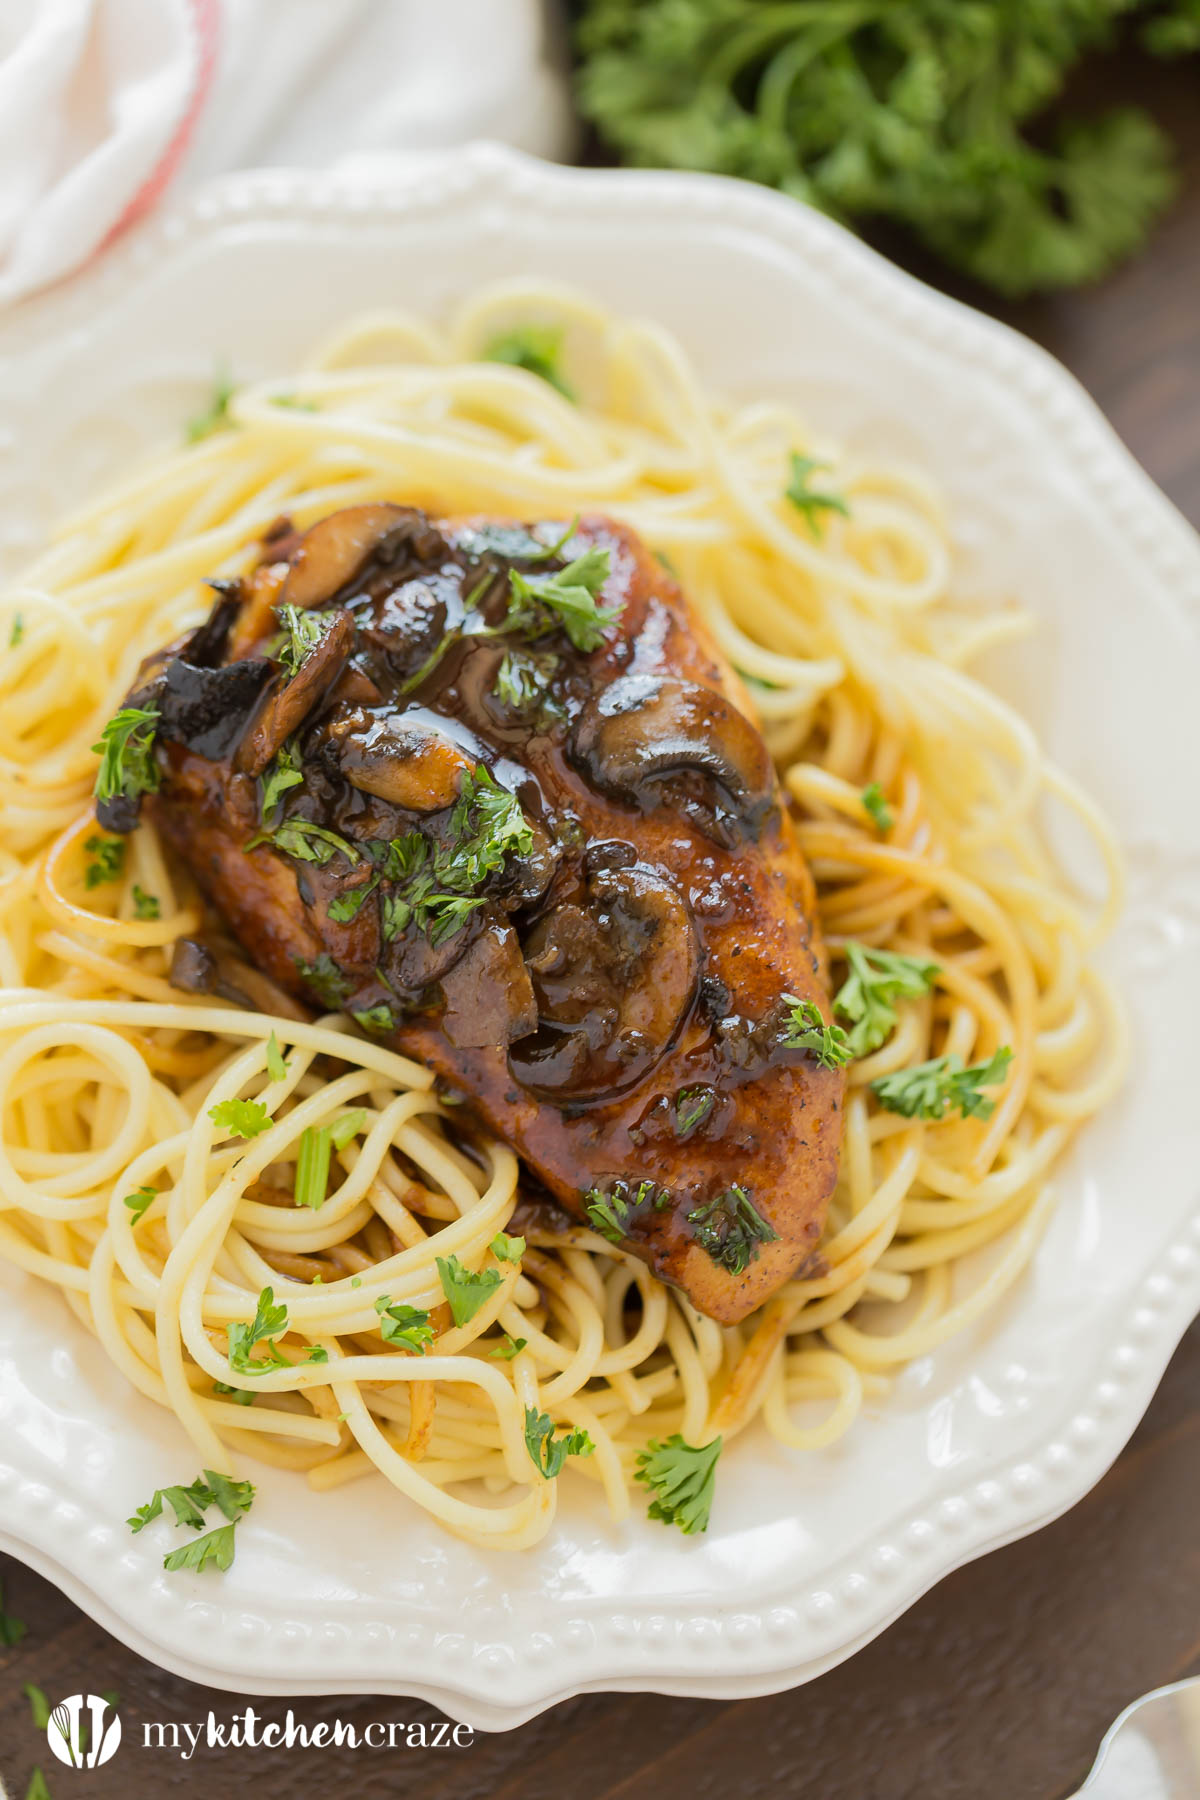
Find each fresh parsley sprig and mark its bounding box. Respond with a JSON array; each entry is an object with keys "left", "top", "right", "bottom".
[
  {"left": 871, "top": 1047, "right": 1013, "bottom": 1121},
  {"left": 128, "top": 1470, "right": 255, "bottom": 1534},
  {"left": 227, "top": 1287, "right": 291, "bottom": 1375},
  {"left": 92, "top": 705, "right": 160, "bottom": 806},
  {"left": 834, "top": 943, "right": 940, "bottom": 1058},
  {"left": 128, "top": 1467, "right": 254, "bottom": 1573},
  {"left": 523, "top": 1408, "right": 595, "bottom": 1479},
  {"left": 375, "top": 1298, "right": 435, "bottom": 1353},
  {"left": 123, "top": 1185, "right": 157, "bottom": 1225},
  {"left": 634, "top": 1434, "right": 722, "bottom": 1535},
  {"left": 780, "top": 997, "right": 852, "bottom": 1068},
  {"left": 575, "top": 3, "right": 1190, "bottom": 298},
  {"left": 504, "top": 546, "right": 620, "bottom": 652},
  {"left": 437, "top": 1254, "right": 503, "bottom": 1327}
]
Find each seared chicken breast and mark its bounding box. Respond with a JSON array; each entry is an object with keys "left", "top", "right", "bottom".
[{"left": 100, "top": 504, "right": 845, "bottom": 1323}]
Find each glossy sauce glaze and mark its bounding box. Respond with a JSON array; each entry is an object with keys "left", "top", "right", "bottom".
[{"left": 103, "top": 504, "right": 846, "bottom": 1323}]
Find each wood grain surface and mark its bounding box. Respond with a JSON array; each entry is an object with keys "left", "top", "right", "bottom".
[{"left": 1, "top": 52, "right": 1198, "bottom": 1800}]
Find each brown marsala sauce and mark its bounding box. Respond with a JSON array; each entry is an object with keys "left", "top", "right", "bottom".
[{"left": 105, "top": 504, "right": 845, "bottom": 1323}]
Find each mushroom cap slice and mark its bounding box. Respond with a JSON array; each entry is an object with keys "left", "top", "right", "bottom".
[
  {"left": 510, "top": 856, "right": 700, "bottom": 1100},
  {"left": 570, "top": 673, "right": 775, "bottom": 846}
]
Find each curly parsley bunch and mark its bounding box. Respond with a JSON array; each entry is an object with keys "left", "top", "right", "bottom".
[{"left": 575, "top": 0, "right": 1200, "bottom": 295}]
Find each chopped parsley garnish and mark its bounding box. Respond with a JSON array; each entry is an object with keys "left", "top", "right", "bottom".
[
  {"left": 483, "top": 324, "right": 574, "bottom": 398},
  {"left": 834, "top": 943, "right": 941, "bottom": 1058},
  {"left": 490, "top": 1334, "right": 527, "bottom": 1360},
  {"left": 328, "top": 872, "right": 380, "bottom": 923},
  {"left": 0, "top": 1578, "right": 26, "bottom": 1647},
  {"left": 83, "top": 833, "right": 126, "bottom": 889},
  {"left": 375, "top": 1297, "right": 434, "bottom": 1353},
  {"left": 185, "top": 365, "right": 235, "bottom": 442},
  {"left": 132, "top": 884, "right": 160, "bottom": 920},
  {"left": 784, "top": 453, "right": 850, "bottom": 537},
  {"left": 207, "top": 1097, "right": 271, "bottom": 1140},
  {"left": 213, "top": 1380, "right": 256, "bottom": 1407},
  {"left": 686, "top": 1185, "right": 778, "bottom": 1276},
  {"left": 227, "top": 1287, "right": 290, "bottom": 1374},
  {"left": 304, "top": 1345, "right": 329, "bottom": 1363},
  {"left": 9, "top": 613, "right": 24, "bottom": 648},
  {"left": 504, "top": 546, "right": 620, "bottom": 652},
  {"left": 436, "top": 1253, "right": 503, "bottom": 1327},
  {"left": 861, "top": 782, "right": 893, "bottom": 832},
  {"left": 123, "top": 1185, "right": 156, "bottom": 1224},
  {"left": 523, "top": 1408, "right": 595, "bottom": 1479},
  {"left": 273, "top": 602, "right": 328, "bottom": 678},
  {"left": 675, "top": 1086, "right": 716, "bottom": 1139},
  {"left": 259, "top": 739, "right": 304, "bottom": 821},
  {"left": 265, "top": 1031, "right": 287, "bottom": 1081},
  {"left": 374, "top": 766, "right": 533, "bottom": 948},
  {"left": 293, "top": 1126, "right": 332, "bottom": 1211},
  {"left": 489, "top": 1231, "right": 525, "bottom": 1262},
  {"left": 635, "top": 1434, "right": 722, "bottom": 1535},
  {"left": 447, "top": 764, "right": 535, "bottom": 883},
  {"left": 92, "top": 705, "right": 160, "bottom": 806},
  {"left": 871, "top": 1047, "right": 1014, "bottom": 1121},
  {"left": 780, "top": 997, "right": 853, "bottom": 1068},
  {"left": 248, "top": 817, "right": 360, "bottom": 866},
  {"left": 163, "top": 1524, "right": 237, "bottom": 1573},
  {"left": 296, "top": 952, "right": 352, "bottom": 1008},
  {"left": 493, "top": 647, "right": 562, "bottom": 722},
  {"left": 584, "top": 1178, "right": 672, "bottom": 1243},
  {"left": 128, "top": 1469, "right": 254, "bottom": 1533},
  {"left": 352, "top": 1002, "right": 394, "bottom": 1035}
]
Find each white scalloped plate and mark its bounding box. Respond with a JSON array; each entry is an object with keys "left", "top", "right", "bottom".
[{"left": 2, "top": 147, "right": 1199, "bottom": 1730}]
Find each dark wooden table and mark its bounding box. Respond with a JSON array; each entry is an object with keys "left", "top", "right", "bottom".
[{"left": 2, "top": 54, "right": 1199, "bottom": 1800}]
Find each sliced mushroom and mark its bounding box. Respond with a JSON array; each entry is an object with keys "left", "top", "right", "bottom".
[
  {"left": 570, "top": 674, "right": 775, "bottom": 846},
  {"left": 439, "top": 918, "right": 538, "bottom": 1049},
  {"left": 280, "top": 504, "right": 445, "bottom": 610},
  {"left": 327, "top": 709, "right": 474, "bottom": 812},
  {"left": 235, "top": 608, "right": 355, "bottom": 777},
  {"left": 509, "top": 857, "right": 700, "bottom": 1100}
]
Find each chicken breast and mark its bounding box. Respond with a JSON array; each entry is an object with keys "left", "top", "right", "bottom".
[{"left": 100, "top": 504, "right": 845, "bottom": 1323}]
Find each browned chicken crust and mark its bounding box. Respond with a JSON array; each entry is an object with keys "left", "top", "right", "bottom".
[{"left": 103, "top": 505, "right": 845, "bottom": 1322}]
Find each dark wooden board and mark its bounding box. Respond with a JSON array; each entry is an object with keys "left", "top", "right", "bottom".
[{"left": 2, "top": 53, "right": 1198, "bottom": 1800}]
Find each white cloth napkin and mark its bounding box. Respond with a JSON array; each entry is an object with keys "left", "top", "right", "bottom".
[{"left": 0, "top": 0, "right": 573, "bottom": 308}]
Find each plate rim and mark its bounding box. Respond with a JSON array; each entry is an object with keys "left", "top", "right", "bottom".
[{"left": 3, "top": 142, "right": 1200, "bottom": 1727}]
